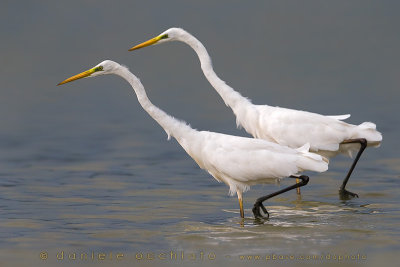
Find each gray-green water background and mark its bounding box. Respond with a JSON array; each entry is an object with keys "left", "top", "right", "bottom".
[{"left": 0, "top": 1, "right": 399, "bottom": 266}]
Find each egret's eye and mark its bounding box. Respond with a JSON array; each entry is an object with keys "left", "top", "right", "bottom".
[
  {"left": 95, "top": 66, "right": 103, "bottom": 71},
  {"left": 160, "top": 34, "right": 168, "bottom": 40}
]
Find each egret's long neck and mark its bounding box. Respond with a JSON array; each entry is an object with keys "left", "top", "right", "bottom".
[
  {"left": 115, "top": 66, "right": 195, "bottom": 141},
  {"left": 182, "top": 32, "right": 254, "bottom": 114}
]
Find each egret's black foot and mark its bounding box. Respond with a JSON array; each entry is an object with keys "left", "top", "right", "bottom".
[
  {"left": 339, "top": 188, "right": 359, "bottom": 199},
  {"left": 251, "top": 175, "right": 310, "bottom": 220},
  {"left": 252, "top": 202, "right": 269, "bottom": 219}
]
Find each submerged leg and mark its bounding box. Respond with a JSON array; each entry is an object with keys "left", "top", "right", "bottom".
[
  {"left": 252, "top": 175, "right": 309, "bottom": 219},
  {"left": 339, "top": 138, "right": 367, "bottom": 199},
  {"left": 296, "top": 178, "right": 301, "bottom": 195},
  {"left": 237, "top": 190, "right": 244, "bottom": 218}
]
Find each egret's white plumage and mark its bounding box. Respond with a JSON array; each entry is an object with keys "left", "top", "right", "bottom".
[
  {"left": 129, "top": 28, "right": 382, "bottom": 196},
  {"left": 58, "top": 60, "right": 328, "bottom": 218}
]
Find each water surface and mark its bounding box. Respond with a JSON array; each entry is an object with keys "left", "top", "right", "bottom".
[{"left": 1, "top": 1, "right": 399, "bottom": 266}]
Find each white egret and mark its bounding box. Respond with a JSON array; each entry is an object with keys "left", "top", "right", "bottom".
[
  {"left": 129, "top": 28, "right": 382, "bottom": 198},
  {"left": 57, "top": 60, "right": 328, "bottom": 219}
]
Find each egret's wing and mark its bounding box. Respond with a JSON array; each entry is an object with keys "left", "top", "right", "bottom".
[
  {"left": 198, "top": 132, "right": 299, "bottom": 183},
  {"left": 258, "top": 106, "right": 351, "bottom": 152}
]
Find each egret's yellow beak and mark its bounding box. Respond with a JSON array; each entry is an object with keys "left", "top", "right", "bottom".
[
  {"left": 57, "top": 68, "right": 96, "bottom": 86},
  {"left": 129, "top": 34, "right": 166, "bottom": 51}
]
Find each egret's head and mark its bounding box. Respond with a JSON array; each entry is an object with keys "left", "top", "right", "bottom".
[
  {"left": 57, "top": 60, "right": 120, "bottom": 85},
  {"left": 128, "top": 28, "right": 186, "bottom": 51}
]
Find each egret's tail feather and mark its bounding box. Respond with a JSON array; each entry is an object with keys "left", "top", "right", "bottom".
[
  {"left": 328, "top": 114, "right": 351, "bottom": 121},
  {"left": 296, "top": 143, "right": 311, "bottom": 153},
  {"left": 359, "top": 122, "right": 376, "bottom": 130},
  {"left": 297, "top": 143, "right": 329, "bottom": 173},
  {"left": 296, "top": 143, "right": 327, "bottom": 161},
  {"left": 353, "top": 122, "right": 382, "bottom": 146}
]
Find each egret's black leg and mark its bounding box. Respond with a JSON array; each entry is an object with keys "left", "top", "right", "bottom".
[
  {"left": 252, "top": 175, "right": 310, "bottom": 219},
  {"left": 339, "top": 138, "right": 367, "bottom": 199}
]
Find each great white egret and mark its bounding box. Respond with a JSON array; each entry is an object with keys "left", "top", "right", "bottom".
[
  {"left": 57, "top": 60, "right": 328, "bottom": 219},
  {"left": 129, "top": 28, "right": 383, "bottom": 198}
]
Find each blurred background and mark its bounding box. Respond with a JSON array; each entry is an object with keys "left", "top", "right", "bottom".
[{"left": 0, "top": 1, "right": 399, "bottom": 266}]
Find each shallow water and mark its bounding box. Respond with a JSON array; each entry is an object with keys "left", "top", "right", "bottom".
[
  {"left": 0, "top": 120, "right": 399, "bottom": 266},
  {"left": 1, "top": 1, "right": 400, "bottom": 266}
]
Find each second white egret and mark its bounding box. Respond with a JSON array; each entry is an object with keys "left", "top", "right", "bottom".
[{"left": 129, "top": 28, "right": 382, "bottom": 198}]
